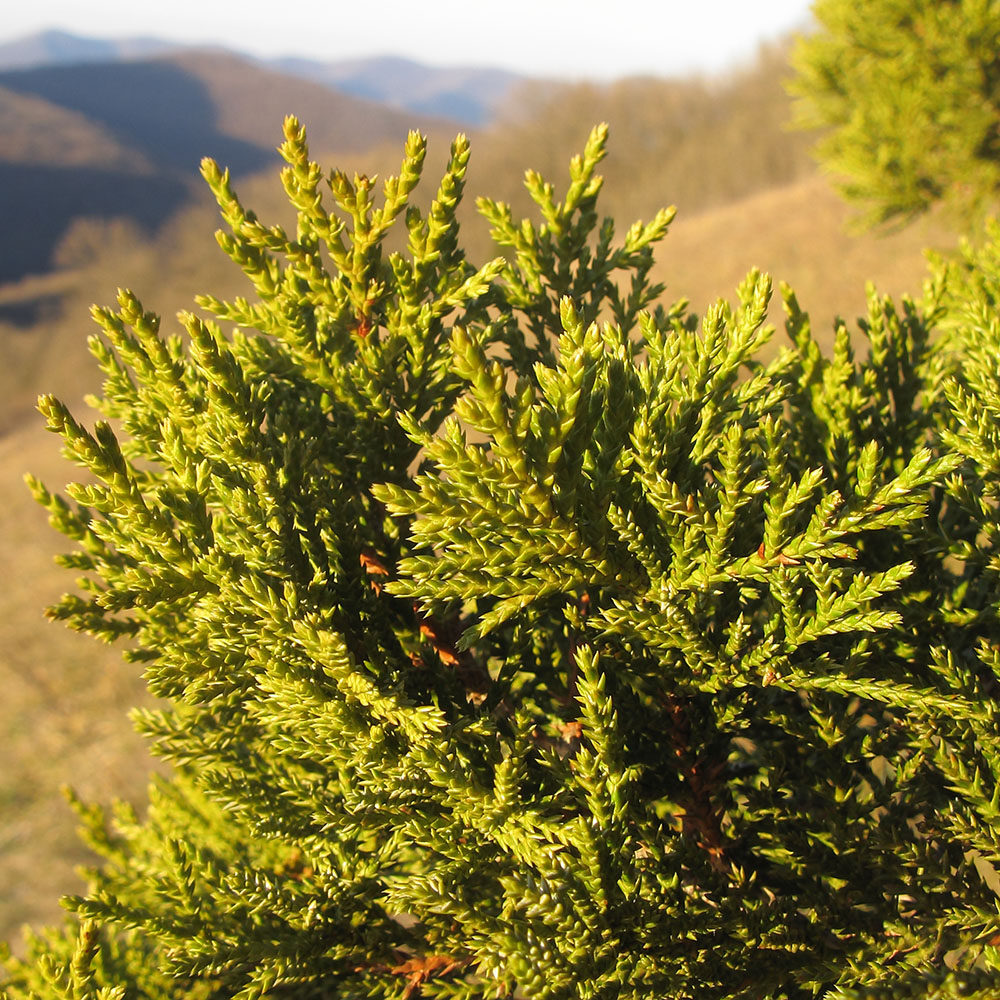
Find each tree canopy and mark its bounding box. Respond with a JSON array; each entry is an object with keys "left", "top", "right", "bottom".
[{"left": 789, "top": 0, "right": 1000, "bottom": 227}]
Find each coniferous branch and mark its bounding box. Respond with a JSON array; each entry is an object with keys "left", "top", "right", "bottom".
[{"left": 7, "top": 115, "right": 1000, "bottom": 1000}]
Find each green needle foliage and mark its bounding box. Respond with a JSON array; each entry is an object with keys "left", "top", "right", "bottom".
[
  {"left": 789, "top": 0, "right": 1000, "bottom": 228},
  {"left": 6, "top": 115, "right": 1000, "bottom": 999}
]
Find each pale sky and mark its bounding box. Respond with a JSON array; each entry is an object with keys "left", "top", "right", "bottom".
[{"left": 1, "top": 1, "right": 816, "bottom": 80}]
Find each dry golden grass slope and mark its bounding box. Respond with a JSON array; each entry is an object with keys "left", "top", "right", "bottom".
[
  {"left": 655, "top": 173, "right": 958, "bottom": 342},
  {"left": 0, "top": 423, "right": 152, "bottom": 944}
]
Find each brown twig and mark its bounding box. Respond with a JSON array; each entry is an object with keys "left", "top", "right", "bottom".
[
  {"left": 355, "top": 952, "right": 471, "bottom": 999},
  {"left": 359, "top": 547, "right": 490, "bottom": 702},
  {"left": 393, "top": 954, "right": 468, "bottom": 999},
  {"left": 663, "top": 695, "right": 729, "bottom": 873}
]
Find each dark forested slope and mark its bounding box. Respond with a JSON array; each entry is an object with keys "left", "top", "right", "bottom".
[{"left": 0, "top": 50, "right": 459, "bottom": 284}]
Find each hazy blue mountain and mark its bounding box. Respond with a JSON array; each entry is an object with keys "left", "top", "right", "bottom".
[{"left": 270, "top": 54, "right": 525, "bottom": 127}]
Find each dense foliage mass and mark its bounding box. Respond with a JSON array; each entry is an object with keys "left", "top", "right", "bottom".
[
  {"left": 789, "top": 0, "right": 1000, "bottom": 227},
  {"left": 6, "top": 116, "right": 1000, "bottom": 999}
]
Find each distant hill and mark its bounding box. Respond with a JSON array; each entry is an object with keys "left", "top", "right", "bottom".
[
  {"left": 0, "top": 30, "right": 530, "bottom": 127},
  {"left": 270, "top": 54, "right": 526, "bottom": 127},
  {"left": 0, "top": 83, "right": 151, "bottom": 170},
  {"left": 0, "top": 49, "right": 455, "bottom": 171},
  {"left": 0, "top": 48, "right": 459, "bottom": 287}
]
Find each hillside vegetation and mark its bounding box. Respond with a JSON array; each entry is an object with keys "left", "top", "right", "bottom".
[
  {"left": 0, "top": 39, "right": 962, "bottom": 947},
  {"left": 478, "top": 46, "right": 814, "bottom": 221}
]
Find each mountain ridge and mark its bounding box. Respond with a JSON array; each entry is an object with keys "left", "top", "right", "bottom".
[{"left": 0, "top": 29, "right": 528, "bottom": 126}]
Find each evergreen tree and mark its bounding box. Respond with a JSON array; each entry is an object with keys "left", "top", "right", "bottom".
[
  {"left": 5, "top": 117, "right": 1000, "bottom": 998},
  {"left": 789, "top": 0, "right": 1000, "bottom": 227}
]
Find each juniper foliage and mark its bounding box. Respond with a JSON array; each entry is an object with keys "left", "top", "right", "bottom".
[
  {"left": 5, "top": 118, "right": 1000, "bottom": 999},
  {"left": 789, "top": 0, "right": 1000, "bottom": 228}
]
